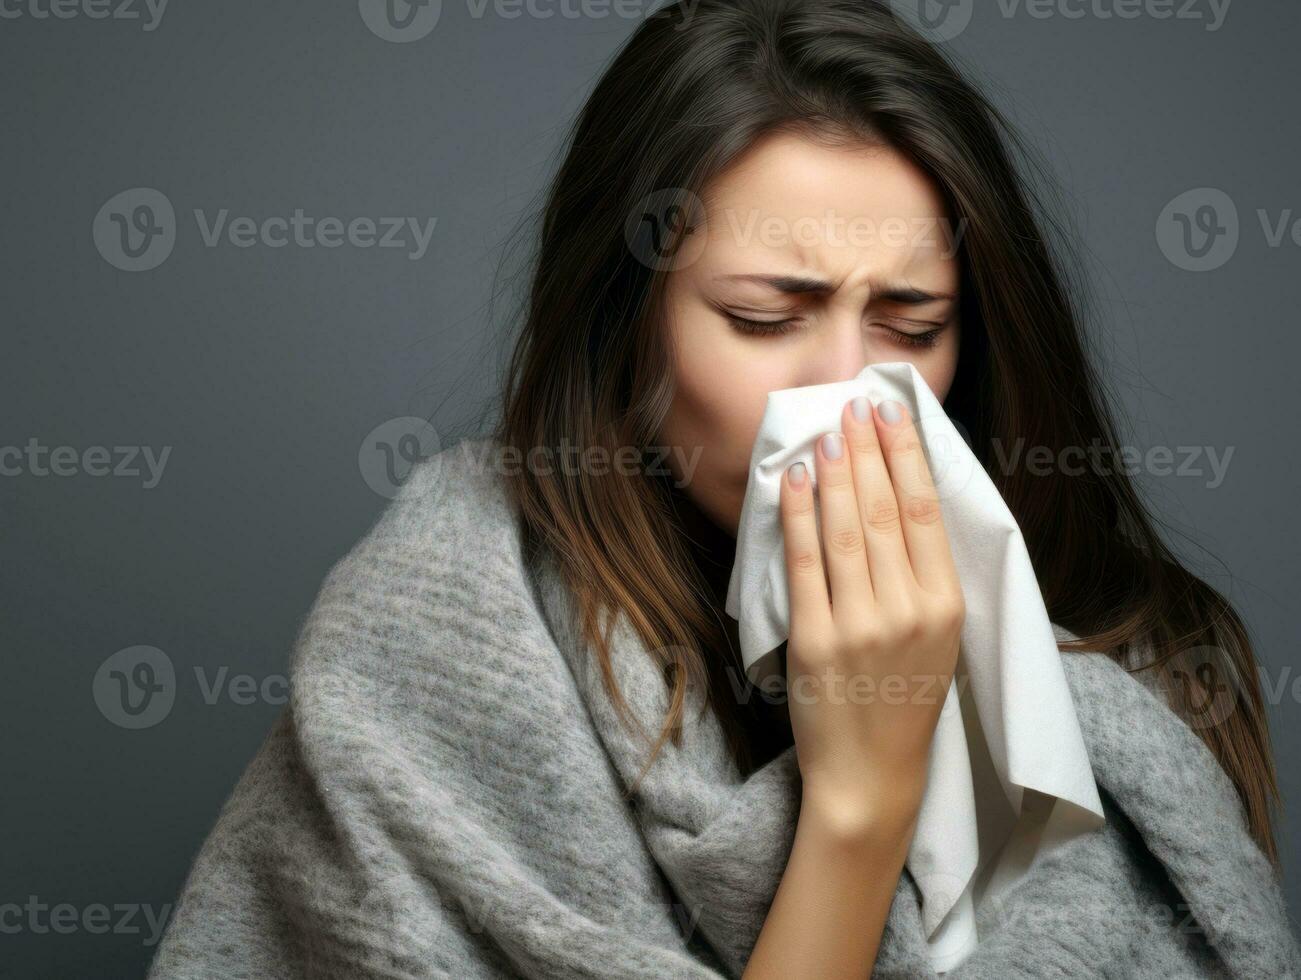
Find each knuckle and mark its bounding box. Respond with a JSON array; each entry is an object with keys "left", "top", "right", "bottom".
[
  {"left": 892, "top": 435, "right": 925, "bottom": 459},
  {"left": 827, "top": 524, "right": 865, "bottom": 556},
  {"left": 880, "top": 606, "right": 921, "bottom": 645},
  {"left": 900, "top": 615, "right": 927, "bottom": 644},
  {"left": 863, "top": 498, "right": 902, "bottom": 534},
  {"left": 921, "top": 582, "right": 966, "bottom": 622},
  {"left": 922, "top": 593, "right": 966, "bottom": 635},
  {"left": 869, "top": 614, "right": 910, "bottom": 645},
  {"left": 903, "top": 492, "right": 942, "bottom": 526},
  {"left": 788, "top": 547, "right": 821, "bottom": 575},
  {"left": 941, "top": 597, "right": 967, "bottom": 631}
]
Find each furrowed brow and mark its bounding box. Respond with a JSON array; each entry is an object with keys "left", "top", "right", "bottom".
[
  {"left": 713, "top": 273, "right": 834, "bottom": 295},
  {"left": 715, "top": 273, "right": 955, "bottom": 304}
]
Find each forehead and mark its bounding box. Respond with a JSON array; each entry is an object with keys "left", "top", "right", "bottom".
[{"left": 690, "top": 129, "right": 959, "bottom": 289}]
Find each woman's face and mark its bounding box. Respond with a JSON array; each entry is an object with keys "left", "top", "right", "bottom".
[{"left": 657, "top": 130, "right": 963, "bottom": 537}]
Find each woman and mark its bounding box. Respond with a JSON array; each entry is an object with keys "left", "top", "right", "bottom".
[{"left": 148, "top": 1, "right": 1300, "bottom": 977}]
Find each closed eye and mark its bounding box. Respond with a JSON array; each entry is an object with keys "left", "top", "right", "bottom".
[
  {"left": 723, "top": 312, "right": 801, "bottom": 336},
  {"left": 724, "top": 311, "right": 946, "bottom": 348}
]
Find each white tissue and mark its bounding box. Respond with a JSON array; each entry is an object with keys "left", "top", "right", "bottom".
[{"left": 724, "top": 361, "right": 1106, "bottom": 972}]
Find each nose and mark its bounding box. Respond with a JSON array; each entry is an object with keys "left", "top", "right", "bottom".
[{"left": 798, "top": 311, "right": 872, "bottom": 389}]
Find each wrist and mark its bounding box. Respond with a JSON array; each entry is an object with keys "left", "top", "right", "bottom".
[{"left": 798, "top": 778, "right": 925, "bottom": 847}]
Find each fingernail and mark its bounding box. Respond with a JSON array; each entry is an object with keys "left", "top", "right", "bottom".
[
  {"left": 789, "top": 462, "right": 807, "bottom": 487},
  {"left": 851, "top": 396, "right": 869, "bottom": 422},
  {"left": 878, "top": 400, "right": 904, "bottom": 425},
  {"left": 820, "top": 431, "right": 843, "bottom": 460}
]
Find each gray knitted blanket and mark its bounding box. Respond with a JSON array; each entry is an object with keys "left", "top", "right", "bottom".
[{"left": 148, "top": 437, "right": 1301, "bottom": 979}]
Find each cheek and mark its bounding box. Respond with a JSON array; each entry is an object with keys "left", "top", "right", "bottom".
[
  {"left": 660, "top": 309, "right": 791, "bottom": 528},
  {"left": 672, "top": 338, "right": 778, "bottom": 441},
  {"left": 667, "top": 342, "right": 768, "bottom": 479},
  {"left": 914, "top": 329, "right": 961, "bottom": 404}
]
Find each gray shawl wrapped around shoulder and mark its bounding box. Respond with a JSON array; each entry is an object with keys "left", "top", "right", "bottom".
[{"left": 148, "top": 437, "right": 1301, "bottom": 979}]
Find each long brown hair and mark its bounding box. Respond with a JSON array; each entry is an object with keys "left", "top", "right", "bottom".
[{"left": 490, "top": 0, "right": 1281, "bottom": 864}]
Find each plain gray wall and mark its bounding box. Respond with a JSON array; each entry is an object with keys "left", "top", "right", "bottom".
[{"left": 2, "top": 0, "right": 1297, "bottom": 975}]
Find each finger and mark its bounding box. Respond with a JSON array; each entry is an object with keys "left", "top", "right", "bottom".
[
  {"left": 811, "top": 430, "right": 874, "bottom": 623},
  {"left": 842, "top": 396, "right": 913, "bottom": 607},
  {"left": 874, "top": 399, "right": 961, "bottom": 594},
  {"left": 779, "top": 460, "right": 832, "bottom": 640}
]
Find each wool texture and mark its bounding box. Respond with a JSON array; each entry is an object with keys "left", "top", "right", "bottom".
[{"left": 147, "top": 437, "right": 1301, "bottom": 979}]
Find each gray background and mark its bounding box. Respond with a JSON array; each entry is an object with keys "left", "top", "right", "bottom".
[{"left": 2, "top": 0, "right": 1297, "bottom": 975}]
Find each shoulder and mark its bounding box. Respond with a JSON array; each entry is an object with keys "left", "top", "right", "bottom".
[
  {"left": 344, "top": 435, "right": 521, "bottom": 569},
  {"left": 1049, "top": 624, "right": 1301, "bottom": 972},
  {"left": 327, "top": 434, "right": 522, "bottom": 586},
  {"left": 1049, "top": 621, "right": 1257, "bottom": 853},
  {"left": 286, "top": 436, "right": 556, "bottom": 702},
  {"left": 1050, "top": 621, "right": 1174, "bottom": 711}
]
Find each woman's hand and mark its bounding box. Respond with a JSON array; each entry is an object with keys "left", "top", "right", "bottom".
[
  {"left": 780, "top": 395, "right": 966, "bottom": 833},
  {"left": 741, "top": 395, "right": 966, "bottom": 979}
]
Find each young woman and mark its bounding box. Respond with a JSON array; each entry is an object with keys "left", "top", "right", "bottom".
[{"left": 148, "top": 1, "right": 1299, "bottom": 977}]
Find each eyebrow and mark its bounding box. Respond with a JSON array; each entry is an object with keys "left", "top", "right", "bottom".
[{"left": 713, "top": 273, "right": 956, "bottom": 303}]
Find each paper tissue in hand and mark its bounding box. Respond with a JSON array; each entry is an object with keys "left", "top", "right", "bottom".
[{"left": 724, "top": 360, "right": 1106, "bottom": 973}]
